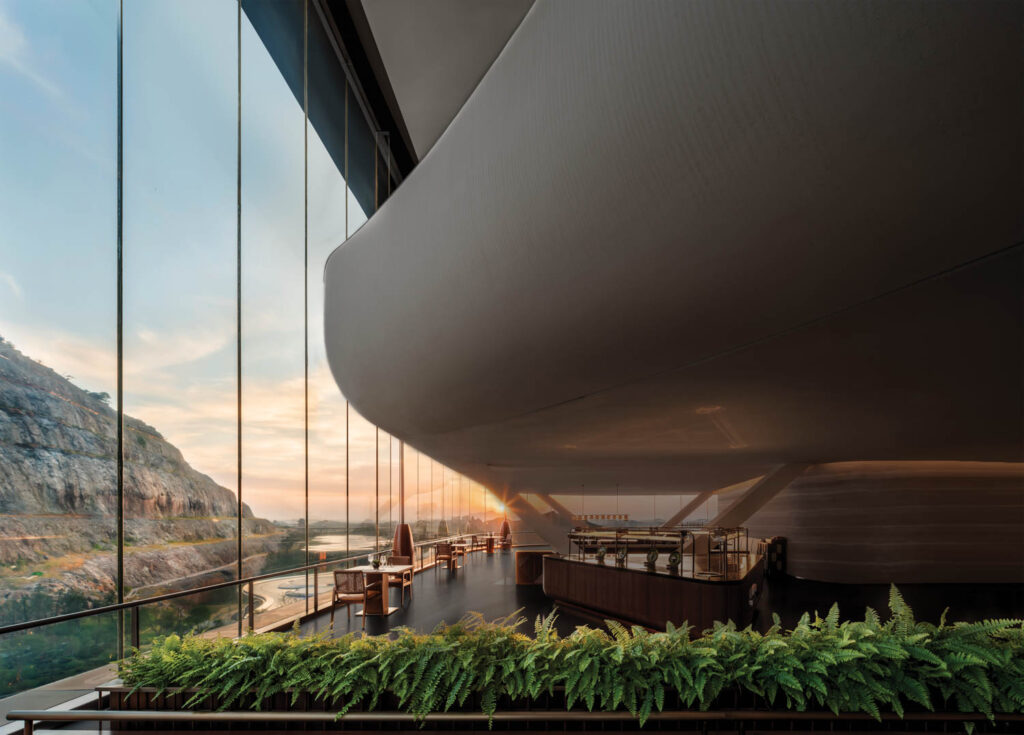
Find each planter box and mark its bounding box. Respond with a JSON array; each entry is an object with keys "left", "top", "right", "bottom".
[{"left": 97, "top": 685, "right": 1022, "bottom": 733}]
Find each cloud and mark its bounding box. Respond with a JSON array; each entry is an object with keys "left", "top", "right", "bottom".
[
  {"left": 0, "top": 6, "right": 63, "bottom": 99},
  {"left": 127, "top": 325, "right": 234, "bottom": 375},
  {"left": 0, "top": 271, "right": 23, "bottom": 300},
  {"left": 1, "top": 321, "right": 116, "bottom": 394},
  {"left": 0, "top": 318, "right": 485, "bottom": 522}
]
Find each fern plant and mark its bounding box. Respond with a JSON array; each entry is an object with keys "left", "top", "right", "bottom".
[{"left": 119, "top": 586, "right": 1024, "bottom": 727}]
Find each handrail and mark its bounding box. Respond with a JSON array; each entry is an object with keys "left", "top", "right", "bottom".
[
  {"left": 0, "top": 532, "right": 481, "bottom": 637},
  {"left": 8, "top": 707, "right": 1021, "bottom": 732}
]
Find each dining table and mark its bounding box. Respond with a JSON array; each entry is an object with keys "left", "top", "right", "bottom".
[
  {"left": 348, "top": 564, "right": 414, "bottom": 616},
  {"left": 451, "top": 542, "right": 470, "bottom": 567}
]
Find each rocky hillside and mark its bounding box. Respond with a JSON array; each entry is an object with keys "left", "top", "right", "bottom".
[{"left": 0, "top": 336, "right": 281, "bottom": 621}]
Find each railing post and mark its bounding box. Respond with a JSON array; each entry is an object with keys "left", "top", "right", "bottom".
[
  {"left": 247, "top": 581, "right": 254, "bottom": 632},
  {"left": 313, "top": 568, "right": 319, "bottom": 613},
  {"left": 130, "top": 606, "right": 140, "bottom": 650}
]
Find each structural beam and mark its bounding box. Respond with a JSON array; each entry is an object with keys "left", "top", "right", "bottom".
[
  {"left": 660, "top": 492, "right": 714, "bottom": 528},
  {"left": 505, "top": 493, "right": 574, "bottom": 554},
  {"left": 534, "top": 493, "right": 574, "bottom": 523},
  {"left": 707, "top": 464, "right": 810, "bottom": 528}
]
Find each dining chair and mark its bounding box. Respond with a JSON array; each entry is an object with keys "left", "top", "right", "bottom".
[
  {"left": 388, "top": 554, "right": 414, "bottom": 605},
  {"left": 435, "top": 542, "right": 454, "bottom": 573},
  {"left": 330, "top": 568, "right": 381, "bottom": 629}
]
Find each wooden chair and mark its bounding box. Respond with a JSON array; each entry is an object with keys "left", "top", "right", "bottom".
[
  {"left": 435, "top": 542, "right": 455, "bottom": 573},
  {"left": 471, "top": 535, "right": 480, "bottom": 551},
  {"left": 330, "top": 569, "right": 381, "bottom": 629},
  {"left": 388, "top": 554, "right": 414, "bottom": 605}
]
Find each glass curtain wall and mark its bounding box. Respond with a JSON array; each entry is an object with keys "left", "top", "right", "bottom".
[
  {"left": 123, "top": 0, "right": 240, "bottom": 642},
  {"left": 0, "top": 0, "right": 497, "bottom": 698},
  {"left": 409, "top": 447, "right": 433, "bottom": 545},
  {"left": 549, "top": 493, "right": 701, "bottom": 526},
  {"left": 240, "top": 0, "right": 308, "bottom": 631},
  {"left": 375, "top": 430, "right": 393, "bottom": 555},
  {"left": 430, "top": 459, "right": 441, "bottom": 540},
  {"left": 0, "top": 0, "right": 119, "bottom": 694},
  {"left": 307, "top": 48, "right": 353, "bottom": 574}
]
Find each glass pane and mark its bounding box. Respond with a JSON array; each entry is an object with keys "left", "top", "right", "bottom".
[
  {"left": 467, "top": 481, "right": 486, "bottom": 535},
  {"left": 134, "top": 586, "right": 238, "bottom": 650},
  {"left": 122, "top": 0, "right": 240, "bottom": 607},
  {"left": 428, "top": 458, "right": 441, "bottom": 541},
  {"left": 437, "top": 465, "right": 450, "bottom": 538},
  {"left": 347, "top": 168, "right": 368, "bottom": 238},
  {"left": 400, "top": 444, "right": 420, "bottom": 558},
  {"left": 347, "top": 407, "right": 377, "bottom": 560},
  {"left": 452, "top": 471, "right": 461, "bottom": 536},
  {"left": 345, "top": 86, "right": 380, "bottom": 226},
  {"left": 0, "top": 2, "right": 117, "bottom": 693},
  {"left": 483, "top": 488, "right": 502, "bottom": 534},
  {"left": 0, "top": 5, "right": 117, "bottom": 692},
  {"left": 307, "top": 45, "right": 350, "bottom": 573},
  {"left": 450, "top": 474, "right": 460, "bottom": 536},
  {"left": 550, "top": 494, "right": 695, "bottom": 526},
  {"left": 378, "top": 433, "right": 395, "bottom": 553},
  {"left": 240, "top": 2, "right": 306, "bottom": 624},
  {"left": 0, "top": 612, "right": 118, "bottom": 698},
  {"left": 408, "top": 448, "right": 430, "bottom": 548}
]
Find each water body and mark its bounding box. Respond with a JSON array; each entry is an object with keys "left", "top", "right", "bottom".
[
  {"left": 306, "top": 533, "right": 378, "bottom": 553},
  {"left": 254, "top": 534, "right": 390, "bottom": 606}
]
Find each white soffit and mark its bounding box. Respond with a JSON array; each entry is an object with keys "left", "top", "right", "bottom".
[{"left": 360, "top": 0, "right": 534, "bottom": 159}]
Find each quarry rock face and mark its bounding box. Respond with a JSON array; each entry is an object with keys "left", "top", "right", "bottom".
[{"left": 0, "top": 336, "right": 281, "bottom": 622}]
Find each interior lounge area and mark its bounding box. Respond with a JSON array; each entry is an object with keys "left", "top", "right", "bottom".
[{"left": 1, "top": 0, "right": 1022, "bottom": 733}]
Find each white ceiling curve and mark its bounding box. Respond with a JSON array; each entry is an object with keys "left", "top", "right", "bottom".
[
  {"left": 326, "top": 0, "right": 1023, "bottom": 497},
  {"left": 361, "top": 0, "right": 534, "bottom": 159}
]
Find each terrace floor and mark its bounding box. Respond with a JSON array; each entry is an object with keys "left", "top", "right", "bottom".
[
  {"left": 296, "top": 548, "right": 1024, "bottom": 641},
  {"left": 4, "top": 548, "right": 1022, "bottom": 734},
  {"left": 299, "top": 549, "right": 595, "bottom": 639}
]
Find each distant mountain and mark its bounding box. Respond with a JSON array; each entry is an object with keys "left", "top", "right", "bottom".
[{"left": 0, "top": 335, "right": 280, "bottom": 623}]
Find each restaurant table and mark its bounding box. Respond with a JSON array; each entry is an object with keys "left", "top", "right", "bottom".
[
  {"left": 348, "top": 565, "right": 414, "bottom": 616},
  {"left": 451, "top": 542, "right": 470, "bottom": 568}
]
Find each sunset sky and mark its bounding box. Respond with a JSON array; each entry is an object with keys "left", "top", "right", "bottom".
[{"left": 0, "top": 0, "right": 491, "bottom": 524}]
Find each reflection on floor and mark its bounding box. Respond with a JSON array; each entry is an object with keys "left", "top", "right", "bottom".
[
  {"left": 302, "top": 550, "right": 1024, "bottom": 641},
  {"left": 0, "top": 665, "right": 113, "bottom": 728},
  {"left": 301, "top": 552, "right": 595, "bottom": 639}
]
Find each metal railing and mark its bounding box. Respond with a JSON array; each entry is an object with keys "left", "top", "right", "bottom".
[
  {"left": 9, "top": 707, "right": 1022, "bottom": 735},
  {"left": 0, "top": 531, "right": 488, "bottom": 645}
]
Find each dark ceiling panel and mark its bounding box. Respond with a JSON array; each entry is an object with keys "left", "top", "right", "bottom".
[{"left": 242, "top": 0, "right": 408, "bottom": 217}]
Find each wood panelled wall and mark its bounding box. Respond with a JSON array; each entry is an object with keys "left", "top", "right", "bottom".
[{"left": 744, "top": 461, "right": 1024, "bottom": 584}]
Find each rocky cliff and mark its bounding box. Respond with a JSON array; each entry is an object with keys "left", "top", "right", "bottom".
[{"left": 0, "top": 336, "right": 282, "bottom": 622}]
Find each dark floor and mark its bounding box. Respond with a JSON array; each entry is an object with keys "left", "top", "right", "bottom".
[
  {"left": 302, "top": 550, "right": 1024, "bottom": 641},
  {"left": 301, "top": 551, "right": 596, "bottom": 639}
]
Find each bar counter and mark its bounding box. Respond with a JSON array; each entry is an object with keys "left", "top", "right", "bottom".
[{"left": 542, "top": 555, "right": 763, "bottom": 632}]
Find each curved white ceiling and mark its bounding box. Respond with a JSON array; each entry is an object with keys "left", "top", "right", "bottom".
[
  {"left": 325, "top": 0, "right": 1023, "bottom": 496},
  {"left": 360, "top": 0, "right": 534, "bottom": 159}
]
